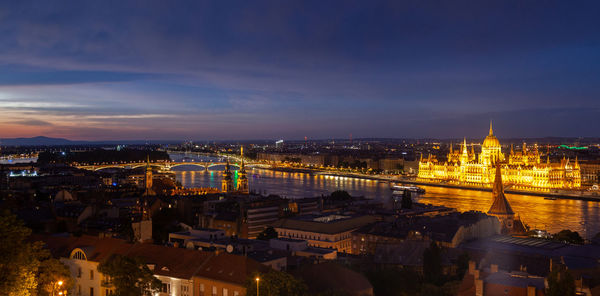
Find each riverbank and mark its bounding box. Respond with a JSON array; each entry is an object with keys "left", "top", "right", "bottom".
[
  {"left": 265, "top": 166, "right": 600, "bottom": 202},
  {"left": 398, "top": 179, "right": 600, "bottom": 202}
]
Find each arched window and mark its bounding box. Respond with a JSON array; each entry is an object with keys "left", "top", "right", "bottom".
[{"left": 71, "top": 249, "right": 87, "bottom": 260}]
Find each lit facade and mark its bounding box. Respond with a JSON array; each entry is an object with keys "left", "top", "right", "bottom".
[{"left": 418, "top": 123, "right": 581, "bottom": 190}]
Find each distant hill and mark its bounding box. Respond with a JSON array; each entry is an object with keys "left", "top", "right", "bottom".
[
  {"left": 0, "top": 136, "right": 84, "bottom": 146},
  {"left": 0, "top": 136, "right": 180, "bottom": 146}
]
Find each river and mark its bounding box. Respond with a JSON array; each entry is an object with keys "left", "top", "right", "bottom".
[{"left": 169, "top": 153, "right": 600, "bottom": 239}]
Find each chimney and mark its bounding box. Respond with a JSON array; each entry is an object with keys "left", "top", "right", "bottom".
[
  {"left": 526, "top": 286, "right": 536, "bottom": 296},
  {"left": 468, "top": 260, "right": 476, "bottom": 275},
  {"left": 475, "top": 279, "right": 484, "bottom": 296},
  {"left": 490, "top": 264, "right": 498, "bottom": 273}
]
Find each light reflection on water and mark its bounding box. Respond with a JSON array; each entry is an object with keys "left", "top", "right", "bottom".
[{"left": 169, "top": 153, "right": 600, "bottom": 238}]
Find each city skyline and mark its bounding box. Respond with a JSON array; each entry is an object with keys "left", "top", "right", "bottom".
[{"left": 1, "top": 1, "right": 599, "bottom": 140}]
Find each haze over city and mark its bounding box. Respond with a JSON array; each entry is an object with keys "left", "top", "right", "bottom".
[{"left": 1, "top": 1, "right": 599, "bottom": 140}]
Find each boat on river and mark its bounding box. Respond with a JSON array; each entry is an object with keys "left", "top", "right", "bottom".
[{"left": 391, "top": 184, "right": 425, "bottom": 194}]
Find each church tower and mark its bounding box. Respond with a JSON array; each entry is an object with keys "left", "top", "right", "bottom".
[
  {"left": 144, "top": 155, "right": 155, "bottom": 196},
  {"left": 488, "top": 163, "right": 515, "bottom": 233},
  {"left": 221, "top": 159, "right": 234, "bottom": 193},
  {"left": 237, "top": 146, "right": 249, "bottom": 194}
]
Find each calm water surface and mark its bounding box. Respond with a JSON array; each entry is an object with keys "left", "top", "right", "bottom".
[{"left": 169, "top": 153, "right": 600, "bottom": 238}]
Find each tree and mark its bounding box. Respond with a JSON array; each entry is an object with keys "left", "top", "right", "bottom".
[
  {"left": 245, "top": 271, "right": 308, "bottom": 296},
  {"left": 0, "top": 211, "right": 43, "bottom": 296},
  {"left": 36, "top": 257, "right": 73, "bottom": 296},
  {"left": 329, "top": 190, "right": 352, "bottom": 201},
  {"left": 552, "top": 230, "right": 584, "bottom": 244},
  {"left": 455, "top": 252, "right": 470, "bottom": 280},
  {"left": 97, "top": 254, "right": 162, "bottom": 296},
  {"left": 365, "top": 267, "right": 420, "bottom": 296},
  {"left": 423, "top": 242, "right": 444, "bottom": 286},
  {"left": 151, "top": 207, "right": 180, "bottom": 244},
  {"left": 257, "top": 226, "right": 278, "bottom": 241},
  {"left": 547, "top": 268, "right": 575, "bottom": 296},
  {"left": 401, "top": 191, "right": 413, "bottom": 209}
]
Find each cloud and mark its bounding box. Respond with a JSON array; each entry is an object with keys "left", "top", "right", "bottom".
[{"left": 13, "top": 119, "right": 54, "bottom": 126}]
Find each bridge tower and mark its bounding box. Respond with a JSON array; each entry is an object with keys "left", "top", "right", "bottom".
[
  {"left": 221, "top": 160, "right": 234, "bottom": 193},
  {"left": 237, "top": 146, "right": 249, "bottom": 194}
]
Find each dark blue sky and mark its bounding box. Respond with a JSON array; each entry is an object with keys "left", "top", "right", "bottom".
[{"left": 0, "top": 1, "right": 599, "bottom": 140}]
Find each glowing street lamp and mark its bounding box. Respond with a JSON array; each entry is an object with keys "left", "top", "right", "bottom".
[
  {"left": 52, "top": 280, "right": 65, "bottom": 296},
  {"left": 255, "top": 277, "right": 260, "bottom": 296}
]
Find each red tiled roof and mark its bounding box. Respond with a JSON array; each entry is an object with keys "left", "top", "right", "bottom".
[
  {"left": 126, "top": 243, "right": 213, "bottom": 279},
  {"left": 31, "top": 234, "right": 131, "bottom": 262},
  {"left": 32, "top": 235, "right": 267, "bottom": 281},
  {"left": 194, "top": 252, "right": 271, "bottom": 285}
]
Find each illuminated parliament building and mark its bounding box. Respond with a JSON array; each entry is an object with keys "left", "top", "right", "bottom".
[{"left": 418, "top": 122, "right": 581, "bottom": 190}]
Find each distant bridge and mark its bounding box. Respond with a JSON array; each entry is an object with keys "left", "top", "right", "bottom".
[{"left": 75, "top": 160, "right": 269, "bottom": 171}]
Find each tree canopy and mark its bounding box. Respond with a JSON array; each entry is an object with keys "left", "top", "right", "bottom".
[
  {"left": 97, "top": 254, "right": 162, "bottom": 296},
  {"left": 552, "top": 230, "right": 584, "bottom": 244},
  {"left": 0, "top": 211, "right": 72, "bottom": 296},
  {"left": 547, "top": 268, "right": 575, "bottom": 296},
  {"left": 401, "top": 191, "right": 413, "bottom": 209},
  {"left": 423, "top": 241, "right": 444, "bottom": 286},
  {"left": 329, "top": 190, "right": 352, "bottom": 201},
  {"left": 36, "top": 257, "right": 73, "bottom": 296},
  {"left": 257, "top": 226, "right": 278, "bottom": 241},
  {"left": 245, "top": 270, "right": 308, "bottom": 296}
]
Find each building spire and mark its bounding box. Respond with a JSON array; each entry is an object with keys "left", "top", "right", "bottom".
[
  {"left": 489, "top": 120, "right": 494, "bottom": 136},
  {"left": 488, "top": 163, "right": 514, "bottom": 216}
]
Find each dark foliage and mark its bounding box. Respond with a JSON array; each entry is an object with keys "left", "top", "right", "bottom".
[
  {"left": 151, "top": 208, "right": 181, "bottom": 244},
  {"left": 401, "top": 191, "right": 413, "bottom": 209},
  {"left": 423, "top": 242, "right": 444, "bottom": 286},
  {"left": 547, "top": 268, "right": 576, "bottom": 296},
  {"left": 97, "top": 254, "right": 162, "bottom": 296},
  {"left": 552, "top": 229, "right": 584, "bottom": 244},
  {"left": 329, "top": 190, "right": 352, "bottom": 201},
  {"left": 257, "top": 226, "right": 278, "bottom": 241},
  {"left": 245, "top": 270, "right": 308, "bottom": 296}
]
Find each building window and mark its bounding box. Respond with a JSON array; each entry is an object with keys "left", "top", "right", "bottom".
[
  {"left": 181, "top": 284, "right": 189, "bottom": 296},
  {"left": 161, "top": 283, "right": 171, "bottom": 293},
  {"left": 77, "top": 267, "right": 82, "bottom": 278},
  {"left": 212, "top": 286, "right": 217, "bottom": 296},
  {"left": 223, "top": 288, "right": 228, "bottom": 296},
  {"left": 90, "top": 269, "right": 94, "bottom": 280},
  {"left": 234, "top": 291, "right": 239, "bottom": 296},
  {"left": 90, "top": 287, "right": 94, "bottom": 296}
]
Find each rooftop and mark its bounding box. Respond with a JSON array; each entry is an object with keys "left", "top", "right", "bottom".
[{"left": 271, "top": 214, "right": 378, "bottom": 234}]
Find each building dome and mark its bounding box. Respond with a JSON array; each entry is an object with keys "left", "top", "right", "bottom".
[
  {"left": 483, "top": 134, "right": 500, "bottom": 148},
  {"left": 482, "top": 121, "right": 500, "bottom": 148},
  {"left": 55, "top": 189, "right": 74, "bottom": 202}
]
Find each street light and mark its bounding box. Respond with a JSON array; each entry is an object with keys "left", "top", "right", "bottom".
[
  {"left": 52, "top": 280, "right": 64, "bottom": 296},
  {"left": 255, "top": 277, "right": 260, "bottom": 296}
]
